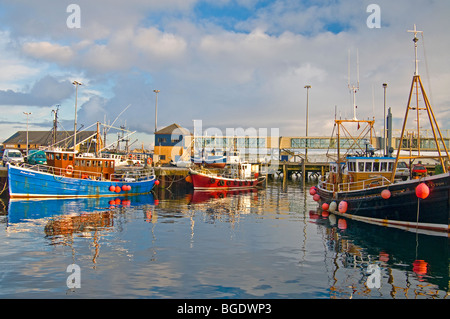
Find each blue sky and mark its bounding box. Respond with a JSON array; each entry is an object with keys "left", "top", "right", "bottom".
[{"left": 0, "top": 0, "right": 450, "bottom": 148}]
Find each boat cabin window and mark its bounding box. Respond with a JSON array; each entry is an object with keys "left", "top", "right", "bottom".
[
  {"left": 348, "top": 162, "right": 356, "bottom": 172},
  {"left": 373, "top": 162, "right": 380, "bottom": 172},
  {"left": 351, "top": 160, "right": 394, "bottom": 173},
  {"left": 358, "top": 162, "right": 364, "bottom": 172}
]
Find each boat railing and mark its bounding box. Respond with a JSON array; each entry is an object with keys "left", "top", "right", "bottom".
[
  {"left": 20, "top": 163, "right": 104, "bottom": 180},
  {"left": 111, "top": 168, "right": 156, "bottom": 182},
  {"left": 20, "top": 163, "right": 156, "bottom": 182},
  {"left": 193, "top": 167, "right": 256, "bottom": 180},
  {"left": 319, "top": 175, "right": 392, "bottom": 192}
]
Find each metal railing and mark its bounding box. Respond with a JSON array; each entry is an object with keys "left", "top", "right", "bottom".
[
  {"left": 19, "top": 163, "right": 155, "bottom": 182},
  {"left": 111, "top": 168, "right": 156, "bottom": 182},
  {"left": 318, "top": 175, "right": 392, "bottom": 192}
]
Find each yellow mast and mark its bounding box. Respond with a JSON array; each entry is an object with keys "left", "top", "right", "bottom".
[{"left": 390, "top": 25, "right": 450, "bottom": 181}]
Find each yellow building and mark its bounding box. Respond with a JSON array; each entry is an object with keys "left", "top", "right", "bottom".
[{"left": 153, "top": 123, "right": 192, "bottom": 165}]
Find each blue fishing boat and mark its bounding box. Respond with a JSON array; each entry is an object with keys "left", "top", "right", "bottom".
[{"left": 7, "top": 148, "right": 158, "bottom": 199}]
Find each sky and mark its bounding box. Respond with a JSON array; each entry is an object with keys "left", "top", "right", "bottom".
[{"left": 0, "top": 0, "right": 449, "bottom": 149}]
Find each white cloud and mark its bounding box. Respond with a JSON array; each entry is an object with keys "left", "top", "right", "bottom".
[
  {"left": 1, "top": 0, "right": 450, "bottom": 144},
  {"left": 22, "top": 41, "right": 75, "bottom": 64},
  {"left": 133, "top": 27, "right": 188, "bottom": 60}
]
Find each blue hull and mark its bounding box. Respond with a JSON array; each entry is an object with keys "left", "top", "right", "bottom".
[
  {"left": 7, "top": 194, "right": 155, "bottom": 224},
  {"left": 8, "top": 164, "right": 156, "bottom": 199}
]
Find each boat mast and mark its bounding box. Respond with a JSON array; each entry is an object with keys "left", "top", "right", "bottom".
[
  {"left": 348, "top": 49, "right": 360, "bottom": 121},
  {"left": 390, "top": 25, "right": 450, "bottom": 181}
]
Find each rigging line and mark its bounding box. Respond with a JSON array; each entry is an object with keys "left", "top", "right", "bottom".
[
  {"left": 106, "top": 104, "right": 132, "bottom": 134},
  {"left": 421, "top": 33, "right": 433, "bottom": 106}
]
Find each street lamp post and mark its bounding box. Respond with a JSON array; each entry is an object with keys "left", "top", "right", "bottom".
[
  {"left": 304, "top": 85, "right": 311, "bottom": 162},
  {"left": 72, "top": 80, "right": 83, "bottom": 152},
  {"left": 383, "top": 83, "right": 388, "bottom": 156},
  {"left": 23, "top": 112, "right": 32, "bottom": 156},
  {"left": 153, "top": 89, "right": 160, "bottom": 133}
]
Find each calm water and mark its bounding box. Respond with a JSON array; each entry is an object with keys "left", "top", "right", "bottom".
[{"left": 0, "top": 180, "right": 449, "bottom": 299}]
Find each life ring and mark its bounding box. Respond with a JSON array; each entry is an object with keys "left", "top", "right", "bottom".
[
  {"left": 218, "top": 180, "right": 224, "bottom": 186},
  {"left": 226, "top": 181, "right": 232, "bottom": 186},
  {"left": 65, "top": 165, "right": 74, "bottom": 175},
  {"left": 147, "top": 157, "right": 153, "bottom": 165},
  {"left": 210, "top": 178, "right": 216, "bottom": 184}
]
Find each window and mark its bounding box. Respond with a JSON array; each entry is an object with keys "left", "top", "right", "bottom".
[
  {"left": 381, "top": 162, "right": 387, "bottom": 171},
  {"left": 365, "top": 162, "right": 372, "bottom": 172},
  {"left": 358, "top": 162, "right": 364, "bottom": 172},
  {"left": 373, "top": 162, "right": 380, "bottom": 172},
  {"left": 348, "top": 162, "right": 356, "bottom": 172},
  {"left": 388, "top": 162, "right": 393, "bottom": 172}
]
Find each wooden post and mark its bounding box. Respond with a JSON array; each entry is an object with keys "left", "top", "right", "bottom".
[{"left": 302, "top": 158, "right": 306, "bottom": 187}]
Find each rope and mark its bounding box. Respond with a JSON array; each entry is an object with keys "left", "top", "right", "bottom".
[
  {"left": 0, "top": 178, "right": 8, "bottom": 195},
  {"left": 421, "top": 33, "right": 433, "bottom": 105}
]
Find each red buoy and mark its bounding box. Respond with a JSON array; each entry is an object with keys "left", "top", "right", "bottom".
[
  {"left": 154, "top": 180, "right": 160, "bottom": 186},
  {"left": 338, "top": 201, "right": 348, "bottom": 213},
  {"left": 413, "top": 260, "right": 428, "bottom": 275},
  {"left": 109, "top": 185, "right": 116, "bottom": 192},
  {"left": 115, "top": 186, "right": 121, "bottom": 193},
  {"left": 415, "top": 183, "right": 430, "bottom": 199},
  {"left": 313, "top": 194, "right": 320, "bottom": 202},
  {"left": 322, "top": 203, "right": 329, "bottom": 211},
  {"left": 309, "top": 186, "right": 317, "bottom": 195},
  {"left": 338, "top": 219, "right": 347, "bottom": 230},
  {"left": 381, "top": 189, "right": 391, "bottom": 199}
]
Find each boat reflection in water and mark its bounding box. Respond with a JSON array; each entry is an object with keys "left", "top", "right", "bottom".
[
  {"left": 187, "top": 188, "right": 258, "bottom": 204},
  {"left": 7, "top": 195, "right": 155, "bottom": 248},
  {"left": 310, "top": 208, "right": 450, "bottom": 298},
  {"left": 2, "top": 183, "right": 449, "bottom": 298}
]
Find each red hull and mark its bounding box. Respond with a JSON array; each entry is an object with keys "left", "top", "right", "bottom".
[{"left": 190, "top": 171, "right": 258, "bottom": 189}]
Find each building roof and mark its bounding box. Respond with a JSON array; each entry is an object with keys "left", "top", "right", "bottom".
[
  {"left": 3, "top": 130, "right": 97, "bottom": 148},
  {"left": 155, "top": 123, "right": 191, "bottom": 135}
]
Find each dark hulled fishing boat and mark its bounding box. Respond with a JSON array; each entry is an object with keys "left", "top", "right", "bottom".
[{"left": 314, "top": 25, "right": 450, "bottom": 234}]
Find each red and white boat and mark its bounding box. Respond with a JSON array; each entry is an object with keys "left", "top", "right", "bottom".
[{"left": 188, "top": 163, "right": 261, "bottom": 190}]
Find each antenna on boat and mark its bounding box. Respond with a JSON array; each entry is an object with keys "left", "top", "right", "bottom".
[
  {"left": 348, "top": 49, "right": 360, "bottom": 121},
  {"left": 407, "top": 24, "right": 423, "bottom": 76}
]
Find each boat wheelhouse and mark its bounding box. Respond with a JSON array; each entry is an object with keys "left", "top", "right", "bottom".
[
  {"left": 322, "top": 157, "right": 395, "bottom": 192},
  {"left": 45, "top": 150, "right": 115, "bottom": 180}
]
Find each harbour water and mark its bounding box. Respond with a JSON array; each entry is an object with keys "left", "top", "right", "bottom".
[{"left": 0, "top": 180, "right": 449, "bottom": 299}]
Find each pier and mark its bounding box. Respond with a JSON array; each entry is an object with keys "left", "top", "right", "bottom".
[{"left": 153, "top": 161, "right": 331, "bottom": 191}]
